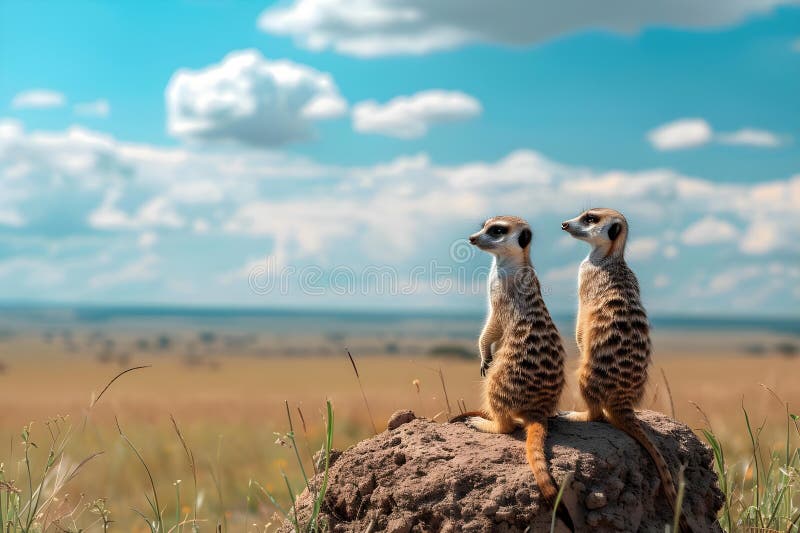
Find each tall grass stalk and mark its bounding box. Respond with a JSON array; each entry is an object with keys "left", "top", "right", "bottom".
[
  {"left": 115, "top": 416, "right": 164, "bottom": 532},
  {"left": 437, "top": 367, "right": 453, "bottom": 420},
  {"left": 170, "top": 415, "right": 199, "bottom": 532},
  {"left": 284, "top": 401, "right": 310, "bottom": 491},
  {"left": 346, "top": 350, "right": 377, "bottom": 434}
]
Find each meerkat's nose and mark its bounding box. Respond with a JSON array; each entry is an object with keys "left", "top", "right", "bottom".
[
  {"left": 561, "top": 222, "right": 569, "bottom": 230},
  {"left": 469, "top": 235, "right": 478, "bottom": 244}
]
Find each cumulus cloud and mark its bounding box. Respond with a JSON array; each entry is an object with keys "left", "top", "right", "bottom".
[
  {"left": 257, "top": 0, "right": 793, "bottom": 57},
  {"left": 138, "top": 232, "right": 158, "bottom": 249},
  {"left": 3, "top": 122, "right": 799, "bottom": 310},
  {"left": 654, "top": 274, "right": 670, "bottom": 288},
  {"left": 680, "top": 216, "right": 738, "bottom": 245},
  {"left": 166, "top": 49, "right": 347, "bottom": 147},
  {"left": 74, "top": 99, "right": 110, "bottom": 118},
  {"left": 167, "top": 180, "right": 224, "bottom": 204},
  {"left": 0, "top": 122, "right": 132, "bottom": 189},
  {"left": 648, "top": 119, "right": 788, "bottom": 150},
  {"left": 0, "top": 257, "right": 66, "bottom": 287},
  {"left": 740, "top": 219, "right": 781, "bottom": 255},
  {"left": 707, "top": 265, "right": 763, "bottom": 294},
  {"left": 542, "top": 263, "right": 579, "bottom": 284},
  {"left": 11, "top": 89, "right": 66, "bottom": 109},
  {"left": 648, "top": 118, "right": 712, "bottom": 151},
  {"left": 627, "top": 237, "right": 659, "bottom": 261},
  {"left": 0, "top": 120, "right": 332, "bottom": 232},
  {"left": 88, "top": 253, "right": 159, "bottom": 289},
  {"left": 717, "top": 128, "right": 786, "bottom": 147},
  {"left": 352, "top": 90, "right": 481, "bottom": 138},
  {"left": 89, "top": 191, "right": 184, "bottom": 230},
  {"left": 192, "top": 218, "right": 210, "bottom": 234},
  {"left": 0, "top": 208, "right": 24, "bottom": 227}
]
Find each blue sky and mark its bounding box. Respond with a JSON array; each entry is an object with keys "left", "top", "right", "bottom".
[{"left": 0, "top": 1, "right": 798, "bottom": 315}]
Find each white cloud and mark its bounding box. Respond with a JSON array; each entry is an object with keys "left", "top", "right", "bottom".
[
  {"left": 11, "top": 89, "right": 66, "bottom": 109},
  {"left": 717, "top": 128, "right": 786, "bottom": 147},
  {"left": 740, "top": 219, "right": 780, "bottom": 255},
  {"left": 352, "top": 90, "right": 481, "bottom": 138},
  {"left": 649, "top": 119, "right": 788, "bottom": 151},
  {"left": 680, "top": 216, "right": 738, "bottom": 245},
  {"left": 2, "top": 122, "right": 799, "bottom": 312},
  {"left": 0, "top": 209, "right": 24, "bottom": 227},
  {"left": 74, "top": 99, "right": 110, "bottom": 118},
  {"left": 167, "top": 180, "right": 224, "bottom": 204},
  {"left": 707, "top": 265, "right": 763, "bottom": 294},
  {"left": 192, "top": 218, "right": 210, "bottom": 234},
  {"left": 89, "top": 254, "right": 159, "bottom": 289},
  {"left": 440, "top": 150, "right": 558, "bottom": 187},
  {"left": 138, "top": 232, "right": 158, "bottom": 248},
  {"left": 89, "top": 191, "right": 184, "bottom": 230},
  {"left": 166, "top": 49, "right": 347, "bottom": 147},
  {"left": 654, "top": 274, "right": 670, "bottom": 288},
  {"left": 648, "top": 118, "right": 712, "bottom": 151},
  {"left": 0, "top": 124, "right": 131, "bottom": 189},
  {"left": 257, "top": 0, "right": 795, "bottom": 57},
  {"left": 0, "top": 257, "right": 65, "bottom": 287},
  {"left": 542, "top": 263, "right": 579, "bottom": 284},
  {"left": 627, "top": 237, "right": 659, "bottom": 261}
]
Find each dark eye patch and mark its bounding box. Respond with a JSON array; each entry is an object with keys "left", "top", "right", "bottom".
[
  {"left": 487, "top": 225, "right": 509, "bottom": 236},
  {"left": 582, "top": 214, "right": 599, "bottom": 224}
]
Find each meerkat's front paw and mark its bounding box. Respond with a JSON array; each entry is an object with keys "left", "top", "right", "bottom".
[
  {"left": 479, "top": 357, "right": 492, "bottom": 377},
  {"left": 465, "top": 416, "right": 486, "bottom": 430},
  {"left": 563, "top": 410, "right": 589, "bottom": 422},
  {"left": 563, "top": 410, "right": 605, "bottom": 422}
]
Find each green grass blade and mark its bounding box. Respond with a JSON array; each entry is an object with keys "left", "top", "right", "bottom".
[
  {"left": 550, "top": 472, "right": 573, "bottom": 533},
  {"left": 308, "top": 401, "right": 334, "bottom": 533}
]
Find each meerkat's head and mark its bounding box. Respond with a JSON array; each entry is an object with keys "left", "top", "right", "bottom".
[
  {"left": 469, "top": 216, "right": 533, "bottom": 262},
  {"left": 561, "top": 208, "right": 628, "bottom": 258}
]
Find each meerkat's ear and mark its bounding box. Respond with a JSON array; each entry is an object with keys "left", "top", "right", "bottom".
[
  {"left": 518, "top": 228, "right": 532, "bottom": 249},
  {"left": 608, "top": 222, "right": 622, "bottom": 241}
]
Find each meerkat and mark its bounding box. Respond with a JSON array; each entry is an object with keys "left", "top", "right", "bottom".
[
  {"left": 450, "top": 216, "right": 571, "bottom": 527},
  {"left": 561, "top": 208, "right": 690, "bottom": 532}
]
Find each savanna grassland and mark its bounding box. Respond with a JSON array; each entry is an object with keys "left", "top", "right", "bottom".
[{"left": 0, "top": 321, "right": 798, "bottom": 531}]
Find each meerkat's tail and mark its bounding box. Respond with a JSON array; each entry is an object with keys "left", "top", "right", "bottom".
[
  {"left": 606, "top": 409, "right": 692, "bottom": 533},
  {"left": 448, "top": 410, "right": 489, "bottom": 423},
  {"left": 525, "top": 419, "right": 575, "bottom": 532}
]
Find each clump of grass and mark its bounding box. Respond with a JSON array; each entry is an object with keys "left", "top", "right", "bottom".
[
  {"left": 254, "top": 400, "right": 335, "bottom": 532},
  {"left": 0, "top": 365, "right": 151, "bottom": 532},
  {"left": 700, "top": 390, "right": 800, "bottom": 532}
]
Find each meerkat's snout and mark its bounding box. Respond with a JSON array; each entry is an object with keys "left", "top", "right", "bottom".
[{"left": 560, "top": 216, "right": 587, "bottom": 239}]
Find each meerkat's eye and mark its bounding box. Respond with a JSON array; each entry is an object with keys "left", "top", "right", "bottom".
[
  {"left": 487, "top": 225, "right": 508, "bottom": 237},
  {"left": 582, "top": 214, "right": 598, "bottom": 225}
]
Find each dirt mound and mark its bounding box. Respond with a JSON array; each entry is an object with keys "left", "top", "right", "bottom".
[{"left": 280, "top": 409, "right": 723, "bottom": 532}]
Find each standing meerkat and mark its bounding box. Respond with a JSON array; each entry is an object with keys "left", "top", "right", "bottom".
[
  {"left": 561, "top": 208, "right": 690, "bottom": 532},
  {"left": 451, "top": 216, "right": 571, "bottom": 527}
]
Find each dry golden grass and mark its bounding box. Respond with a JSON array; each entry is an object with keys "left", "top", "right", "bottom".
[{"left": 0, "top": 335, "right": 798, "bottom": 530}]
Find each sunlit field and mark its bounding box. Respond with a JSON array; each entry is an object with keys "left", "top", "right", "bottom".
[{"left": 1, "top": 323, "right": 798, "bottom": 531}]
